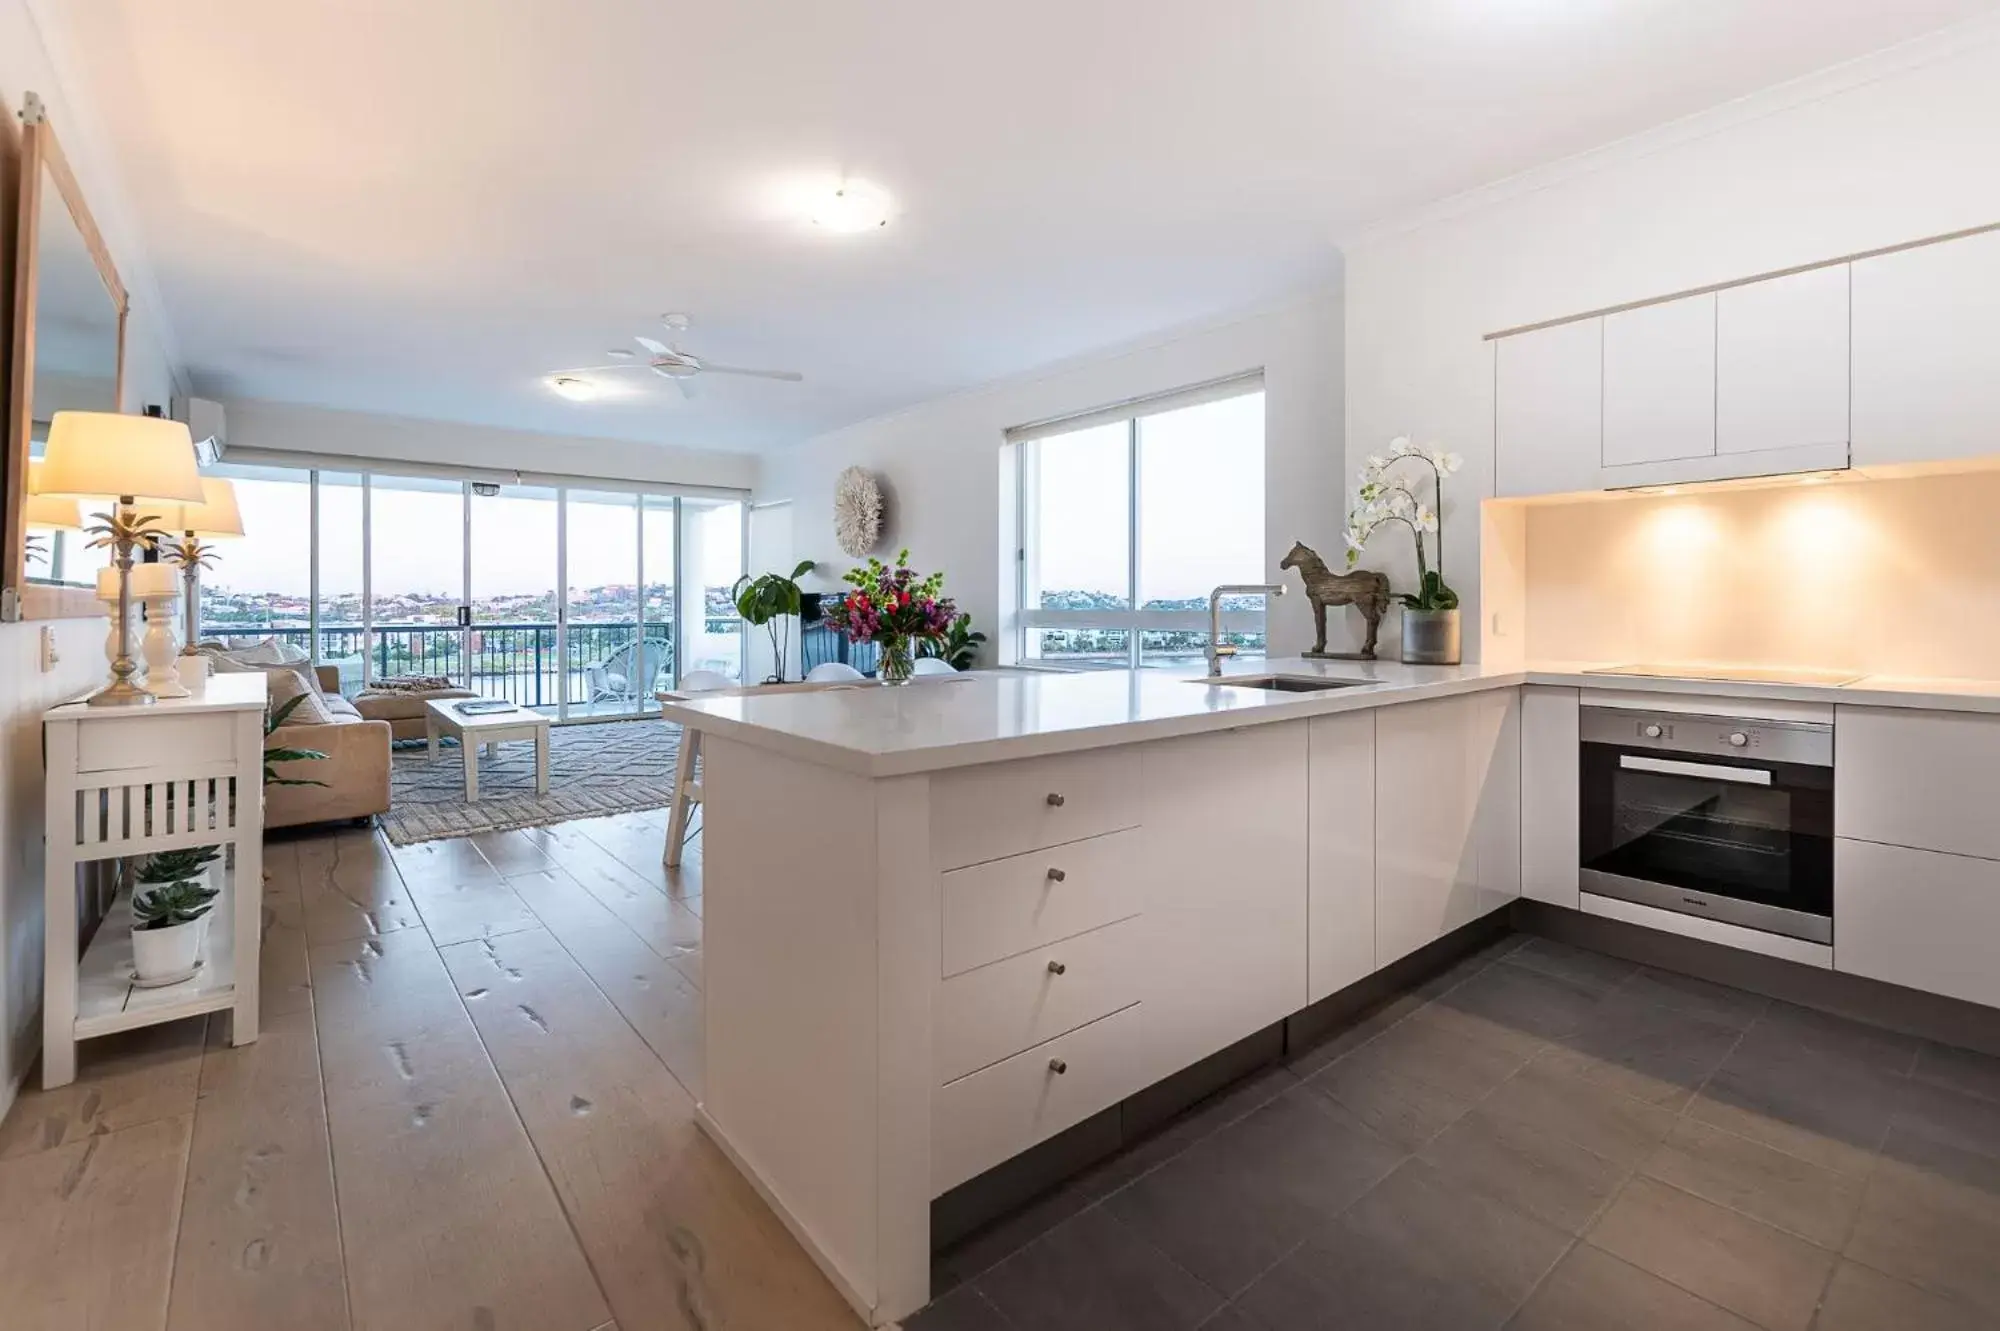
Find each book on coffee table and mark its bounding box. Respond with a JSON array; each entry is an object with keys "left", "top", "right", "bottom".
[{"left": 454, "top": 700, "right": 519, "bottom": 716}]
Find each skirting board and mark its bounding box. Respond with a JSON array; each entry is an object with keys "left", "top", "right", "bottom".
[{"left": 695, "top": 1105, "right": 884, "bottom": 1327}]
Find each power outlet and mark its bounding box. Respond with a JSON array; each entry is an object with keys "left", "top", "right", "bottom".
[
  {"left": 40, "top": 625, "right": 60, "bottom": 672},
  {"left": 1490, "top": 611, "right": 1507, "bottom": 638}
]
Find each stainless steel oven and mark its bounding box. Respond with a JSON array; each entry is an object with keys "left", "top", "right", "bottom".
[{"left": 1579, "top": 707, "right": 1833, "bottom": 944}]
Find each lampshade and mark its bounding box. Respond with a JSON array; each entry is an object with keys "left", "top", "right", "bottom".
[
  {"left": 22, "top": 461, "right": 82, "bottom": 529},
  {"left": 32, "top": 412, "right": 204, "bottom": 505},
  {"left": 157, "top": 476, "right": 246, "bottom": 537}
]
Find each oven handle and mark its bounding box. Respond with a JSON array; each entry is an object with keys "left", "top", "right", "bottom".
[{"left": 1619, "top": 754, "right": 1774, "bottom": 786}]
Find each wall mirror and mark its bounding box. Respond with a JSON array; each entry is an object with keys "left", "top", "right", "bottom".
[{"left": 3, "top": 92, "right": 129, "bottom": 620}]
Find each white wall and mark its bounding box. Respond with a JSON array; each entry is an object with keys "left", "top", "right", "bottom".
[
  {"left": 0, "top": 0, "right": 184, "bottom": 1121},
  {"left": 757, "top": 285, "right": 1346, "bottom": 661},
  {"left": 1344, "top": 21, "right": 2000, "bottom": 662},
  {"left": 222, "top": 398, "right": 759, "bottom": 493}
]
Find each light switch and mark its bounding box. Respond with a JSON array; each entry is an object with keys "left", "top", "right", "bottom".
[{"left": 40, "top": 625, "right": 59, "bottom": 672}]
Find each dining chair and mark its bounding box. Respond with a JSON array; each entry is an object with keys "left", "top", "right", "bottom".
[
  {"left": 911, "top": 657, "right": 957, "bottom": 676},
  {"left": 805, "top": 661, "right": 866, "bottom": 682},
  {"left": 664, "top": 670, "right": 732, "bottom": 866}
]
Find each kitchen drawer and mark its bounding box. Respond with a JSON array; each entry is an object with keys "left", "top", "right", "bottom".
[
  {"left": 932, "top": 1002, "right": 1146, "bottom": 1195},
  {"left": 1836, "top": 838, "right": 2000, "bottom": 1010},
  {"left": 941, "top": 828, "right": 1141, "bottom": 977},
  {"left": 930, "top": 745, "right": 1142, "bottom": 871},
  {"left": 1837, "top": 706, "right": 2000, "bottom": 859},
  {"left": 936, "top": 916, "right": 1143, "bottom": 1084}
]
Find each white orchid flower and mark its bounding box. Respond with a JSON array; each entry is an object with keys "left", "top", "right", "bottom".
[
  {"left": 1415, "top": 504, "right": 1438, "bottom": 532},
  {"left": 1442, "top": 451, "right": 1464, "bottom": 474}
]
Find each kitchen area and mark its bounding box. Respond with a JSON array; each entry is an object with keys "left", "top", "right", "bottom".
[{"left": 670, "top": 214, "right": 2000, "bottom": 1331}]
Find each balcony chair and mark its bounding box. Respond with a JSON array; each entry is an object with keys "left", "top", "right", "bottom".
[{"left": 585, "top": 637, "right": 670, "bottom": 708}]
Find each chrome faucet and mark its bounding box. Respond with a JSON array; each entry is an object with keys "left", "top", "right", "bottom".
[{"left": 1206, "top": 583, "right": 1286, "bottom": 677}]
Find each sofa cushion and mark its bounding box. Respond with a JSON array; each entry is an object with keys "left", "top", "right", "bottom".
[
  {"left": 323, "top": 694, "right": 363, "bottom": 720},
  {"left": 353, "top": 686, "right": 478, "bottom": 723},
  {"left": 268, "top": 666, "right": 336, "bottom": 727},
  {"left": 205, "top": 635, "right": 310, "bottom": 667}
]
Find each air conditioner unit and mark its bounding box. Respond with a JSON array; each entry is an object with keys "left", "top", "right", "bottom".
[{"left": 171, "top": 396, "right": 226, "bottom": 464}]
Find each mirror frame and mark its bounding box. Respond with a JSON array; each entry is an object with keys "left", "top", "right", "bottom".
[{"left": 3, "top": 93, "right": 129, "bottom": 621}]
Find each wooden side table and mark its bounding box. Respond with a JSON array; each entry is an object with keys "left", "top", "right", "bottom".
[{"left": 41, "top": 672, "right": 268, "bottom": 1088}]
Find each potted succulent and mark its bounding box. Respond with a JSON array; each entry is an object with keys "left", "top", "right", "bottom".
[
  {"left": 821, "top": 550, "right": 957, "bottom": 684},
  {"left": 130, "top": 872, "right": 220, "bottom": 984},
  {"left": 732, "top": 559, "right": 817, "bottom": 683},
  {"left": 1343, "top": 438, "right": 1466, "bottom": 665}
]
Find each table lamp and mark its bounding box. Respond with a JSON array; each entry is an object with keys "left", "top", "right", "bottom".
[
  {"left": 31, "top": 412, "right": 205, "bottom": 705},
  {"left": 21, "top": 459, "right": 84, "bottom": 570},
  {"left": 157, "top": 477, "right": 245, "bottom": 661}
]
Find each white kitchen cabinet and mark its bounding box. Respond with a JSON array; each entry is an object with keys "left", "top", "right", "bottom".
[
  {"left": 1836, "top": 838, "right": 2000, "bottom": 1010},
  {"left": 1494, "top": 318, "right": 1602, "bottom": 498},
  {"left": 1717, "top": 265, "right": 1850, "bottom": 457},
  {"left": 1836, "top": 706, "right": 2000, "bottom": 861},
  {"left": 1853, "top": 227, "right": 2000, "bottom": 468},
  {"left": 1602, "top": 293, "right": 1716, "bottom": 470},
  {"left": 1137, "top": 722, "right": 1309, "bottom": 1087},
  {"left": 1307, "top": 710, "right": 1377, "bottom": 1002},
  {"left": 1375, "top": 692, "right": 1519, "bottom": 966},
  {"left": 1519, "top": 686, "right": 1580, "bottom": 908}
]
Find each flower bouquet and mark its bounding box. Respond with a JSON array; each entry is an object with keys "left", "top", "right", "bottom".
[{"left": 821, "top": 549, "right": 957, "bottom": 684}]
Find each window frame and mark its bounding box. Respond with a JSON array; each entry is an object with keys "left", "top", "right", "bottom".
[{"left": 1013, "top": 379, "right": 1266, "bottom": 669}]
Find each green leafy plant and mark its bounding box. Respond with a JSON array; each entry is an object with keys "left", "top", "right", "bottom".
[
  {"left": 132, "top": 879, "right": 220, "bottom": 931},
  {"left": 264, "top": 692, "right": 330, "bottom": 787},
  {"left": 1343, "top": 438, "right": 1464, "bottom": 612},
  {"left": 732, "top": 559, "right": 817, "bottom": 682},
  {"left": 918, "top": 613, "right": 986, "bottom": 671},
  {"left": 137, "top": 845, "right": 221, "bottom": 885}
]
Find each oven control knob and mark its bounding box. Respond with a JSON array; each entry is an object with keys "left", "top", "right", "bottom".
[
  {"left": 1728, "top": 731, "right": 1749, "bottom": 747},
  {"left": 1642, "top": 723, "right": 1664, "bottom": 739}
]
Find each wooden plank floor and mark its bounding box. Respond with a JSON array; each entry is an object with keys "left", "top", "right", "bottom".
[{"left": 0, "top": 809, "right": 861, "bottom": 1331}]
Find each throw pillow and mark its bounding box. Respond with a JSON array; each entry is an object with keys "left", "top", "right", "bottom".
[{"left": 266, "top": 666, "right": 335, "bottom": 728}]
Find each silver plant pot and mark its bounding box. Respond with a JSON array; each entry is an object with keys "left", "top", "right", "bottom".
[{"left": 1400, "top": 607, "right": 1462, "bottom": 666}]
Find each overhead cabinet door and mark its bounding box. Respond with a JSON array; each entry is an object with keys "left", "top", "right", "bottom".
[
  {"left": 1602, "top": 293, "right": 1716, "bottom": 469},
  {"left": 1852, "top": 228, "right": 2000, "bottom": 468},
  {"left": 1493, "top": 318, "right": 1602, "bottom": 499},
  {"left": 1717, "top": 265, "right": 1850, "bottom": 457}
]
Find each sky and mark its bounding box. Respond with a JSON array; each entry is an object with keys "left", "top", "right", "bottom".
[
  {"left": 207, "top": 389, "right": 1265, "bottom": 608},
  {"left": 1030, "top": 391, "right": 1267, "bottom": 603},
  {"left": 210, "top": 472, "right": 743, "bottom": 601}
]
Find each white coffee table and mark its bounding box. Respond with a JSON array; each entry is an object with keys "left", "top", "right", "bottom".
[{"left": 423, "top": 698, "right": 550, "bottom": 801}]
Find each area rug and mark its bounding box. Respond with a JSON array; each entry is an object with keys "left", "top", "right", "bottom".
[{"left": 379, "top": 717, "right": 684, "bottom": 845}]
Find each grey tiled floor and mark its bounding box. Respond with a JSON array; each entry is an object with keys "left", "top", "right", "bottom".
[{"left": 912, "top": 934, "right": 2000, "bottom": 1331}]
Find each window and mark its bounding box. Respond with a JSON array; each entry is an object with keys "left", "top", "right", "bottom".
[{"left": 1015, "top": 378, "right": 1266, "bottom": 668}]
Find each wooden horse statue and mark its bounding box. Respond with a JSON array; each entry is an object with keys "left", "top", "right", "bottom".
[{"left": 1279, "top": 540, "right": 1392, "bottom": 660}]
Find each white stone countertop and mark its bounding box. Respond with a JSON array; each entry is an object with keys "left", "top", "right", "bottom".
[{"left": 659, "top": 657, "right": 2000, "bottom": 777}]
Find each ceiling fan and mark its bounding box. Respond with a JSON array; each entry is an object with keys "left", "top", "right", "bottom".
[{"left": 552, "top": 314, "right": 804, "bottom": 401}]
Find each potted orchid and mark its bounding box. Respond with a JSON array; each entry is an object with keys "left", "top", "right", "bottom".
[
  {"left": 1344, "top": 437, "right": 1465, "bottom": 665},
  {"left": 821, "top": 549, "right": 957, "bottom": 684}
]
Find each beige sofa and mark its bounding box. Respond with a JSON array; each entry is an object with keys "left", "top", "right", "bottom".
[{"left": 265, "top": 666, "right": 393, "bottom": 829}]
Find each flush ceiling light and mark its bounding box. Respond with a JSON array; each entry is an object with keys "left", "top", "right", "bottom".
[
  {"left": 549, "top": 376, "right": 597, "bottom": 401},
  {"left": 810, "top": 179, "right": 893, "bottom": 233}
]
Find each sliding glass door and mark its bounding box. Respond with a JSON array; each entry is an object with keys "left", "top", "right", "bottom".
[
  {"left": 566, "top": 490, "right": 652, "bottom": 718},
  {"left": 204, "top": 463, "right": 744, "bottom": 716}
]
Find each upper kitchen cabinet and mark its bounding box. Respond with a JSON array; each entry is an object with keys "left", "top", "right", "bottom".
[
  {"left": 1852, "top": 227, "right": 2000, "bottom": 468},
  {"left": 1717, "top": 265, "right": 1850, "bottom": 457},
  {"left": 1493, "top": 318, "right": 1601, "bottom": 498},
  {"left": 1602, "top": 293, "right": 1716, "bottom": 470}
]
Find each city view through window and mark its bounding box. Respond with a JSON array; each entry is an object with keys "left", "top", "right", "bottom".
[
  {"left": 1021, "top": 388, "right": 1268, "bottom": 667},
  {"left": 198, "top": 464, "right": 744, "bottom": 718}
]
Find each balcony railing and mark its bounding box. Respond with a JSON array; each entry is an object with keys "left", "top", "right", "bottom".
[{"left": 199, "top": 620, "right": 735, "bottom": 709}]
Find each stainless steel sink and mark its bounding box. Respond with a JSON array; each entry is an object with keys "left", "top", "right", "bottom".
[{"left": 1195, "top": 675, "right": 1374, "bottom": 694}]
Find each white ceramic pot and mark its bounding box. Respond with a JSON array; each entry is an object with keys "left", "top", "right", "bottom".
[
  {"left": 131, "top": 916, "right": 203, "bottom": 982},
  {"left": 179, "top": 652, "right": 210, "bottom": 694}
]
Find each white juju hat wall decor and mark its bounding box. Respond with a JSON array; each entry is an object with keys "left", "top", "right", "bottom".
[{"left": 833, "top": 466, "right": 884, "bottom": 558}]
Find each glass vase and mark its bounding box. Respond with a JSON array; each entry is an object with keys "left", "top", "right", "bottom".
[{"left": 877, "top": 635, "right": 915, "bottom": 685}]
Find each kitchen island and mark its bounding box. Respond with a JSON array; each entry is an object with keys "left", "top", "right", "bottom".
[
  {"left": 665, "top": 658, "right": 1531, "bottom": 1325},
  {"left": 664, "top": 656, "right": 2000, "bottom": 1325}
]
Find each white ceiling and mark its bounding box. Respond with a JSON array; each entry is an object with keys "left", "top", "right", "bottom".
[{"left": 42, "top": 0, "right": 2000, "bottom": 452}]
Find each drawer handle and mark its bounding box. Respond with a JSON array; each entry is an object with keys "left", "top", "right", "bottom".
[
  {"left": 1046, "top": 867, "right": 1067, "bottom": 883},
  {"left": 1048, "top": 1058, "right": 1068, "bottom": 1075},
  {"left": 1046, "top": 960, "right": 1067, "bottom": 976},
  {"left": 1046, "top": 793, "right": 1066, "bottom": 807}
]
